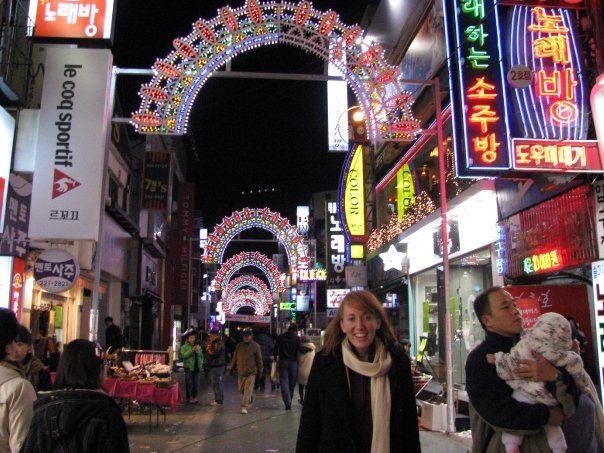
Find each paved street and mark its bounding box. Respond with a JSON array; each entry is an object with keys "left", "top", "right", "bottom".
[{"left": 124, "top": 372, "right": 472, "bottom": 452}]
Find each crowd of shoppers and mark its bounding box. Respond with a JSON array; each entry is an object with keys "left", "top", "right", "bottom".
[{"left": 3, "top": 285, "right": 602, "bottom": 453}]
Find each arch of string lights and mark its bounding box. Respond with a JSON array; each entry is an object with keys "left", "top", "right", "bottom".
[
  {"left": 226, "top": 289, "right": 270, "bottom": 315},
  {"left": 203, "top": 207, "right": 307, "bottom": 268},
  {"left": 214, "top": 251, "right": 285, "bottom": 293},
  {"left": 131, "top": 0, "right": 421, "bottom": 142},
  {"left": 223, "top": 276, "right": 272, "bottom": 314}
]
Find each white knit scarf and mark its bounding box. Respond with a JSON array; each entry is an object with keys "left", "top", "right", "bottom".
[{"left": 342, "top": 338, "right": 392, "bottom": 453}]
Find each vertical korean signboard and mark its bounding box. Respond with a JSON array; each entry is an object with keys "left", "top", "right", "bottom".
[
  {"left": 29, "top": 48, "right": 112, "bottom": 240},
  {"left": 0, "top": 174, "right": 31, "bottom": 259},
  {"left": 325, "top": 201, "right": 346, "bottom": 288},
  {"left": 445, "top": 0, "right": 511, "bottom": 176},
  {"left": 590, "top": 260, "right": 604, "bottom": 407}
]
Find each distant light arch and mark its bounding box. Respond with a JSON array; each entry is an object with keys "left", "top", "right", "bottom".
[
  {"left": 214, "top": 251, "right": 285, "bottom": 293},
  {"left": 222, "top": 275, "right": 272, "bottom": 315},
  {"left": 226, "top": 289, "right": 269, "bottom": 315},
  {"left": 203, "top": 207, "right": 308, "bottom": 270}
]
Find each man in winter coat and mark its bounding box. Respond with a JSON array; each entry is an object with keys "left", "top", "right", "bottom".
[
  {"left": 228, "top": 328, "right": 262, "bottom": 414},
  {"left": 465, "top": 287, "right": 585, "bottom": 453},
  {"left": 274, "top": 323, "right": 309, "bottom": 410},
  {"left": 0, "top": 309, "right": 37, "bottom": 453},
  {"left": 253, "top": 328, "right": 274, "bottom": 391},
  {"left": 205, "top": 329, "right": 226, "bottom": 405}
]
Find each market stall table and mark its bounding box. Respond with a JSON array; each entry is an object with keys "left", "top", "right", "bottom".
[{"left": 102, "top": 377, "right": 181, "bottom": 430}]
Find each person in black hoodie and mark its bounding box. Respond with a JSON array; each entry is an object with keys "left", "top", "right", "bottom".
[
  {"left": 274, "top": 323, "right": 309, "bottom": 410},
  {"left": 20, "top": 339, "right": 129, "bottom": 453}
]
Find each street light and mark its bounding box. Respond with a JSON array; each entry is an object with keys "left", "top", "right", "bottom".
[{"left": 334, "top": 105, "right": 366, "bottom": 146}]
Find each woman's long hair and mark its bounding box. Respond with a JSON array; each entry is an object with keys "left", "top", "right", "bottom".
[
  {"left": 322, "top": 290, "right": 396, "bottom": 355},
  {"left": 54, "top": 339, "right": 102, "bottom": 390}
]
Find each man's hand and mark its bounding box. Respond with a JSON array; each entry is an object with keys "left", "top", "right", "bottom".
[
  {"left": 514, "top": 351, "right": 557, "bottom": 381},
  {"left": 485, "top": 353, "right": 496, "bottom": 364},
  {"left": 547, "top": 406, "right": 564, "bottom": 426}
]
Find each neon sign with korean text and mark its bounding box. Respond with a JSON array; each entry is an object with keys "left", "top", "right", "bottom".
[
  {"left": 445, "top": 0, "right": 512, "bottom": 175},
  {"left": 512, "top": 138, "right": 602, "bottom": 172},
  {"left": 522, "top": 249, "right": 562, "bottom": 275},
  {"left": 507, "top": 6, "right": 588, "bottom": 142},
  {"left": 27, "top": 0, "right": 115, "bottom": 40}
]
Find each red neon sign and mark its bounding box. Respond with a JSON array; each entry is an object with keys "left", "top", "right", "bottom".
[
  {"left": 512, "top": 138, "right": 602, "bottom": 172},
  {"left": 28, "top": 0, "right": 115, "bottom": 40}
]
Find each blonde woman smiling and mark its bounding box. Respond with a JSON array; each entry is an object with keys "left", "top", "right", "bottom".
[{"left": 296, "top": 290, "right": 421, "bottom": 453}]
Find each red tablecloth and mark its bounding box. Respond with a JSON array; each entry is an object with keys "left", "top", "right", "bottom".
[{"left": 102, "top": 378, "right": 181, "bottom": 412}]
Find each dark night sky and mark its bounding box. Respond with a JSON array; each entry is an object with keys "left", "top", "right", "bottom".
[{"left": 111, "top": 0, "right": 376, "bottom": 229}]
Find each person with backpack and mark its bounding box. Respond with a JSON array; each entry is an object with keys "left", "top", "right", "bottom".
[{"left": 20, "top": 339, "right": 129, "bottom": 453}]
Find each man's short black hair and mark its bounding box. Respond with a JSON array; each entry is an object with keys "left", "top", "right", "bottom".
[
  {"left": 104, "top": 316, "right": 113, "bottom": 323},
  {"left": 0, "top": 308, "right": 18, "bottom": 360},
  {"left": 473, "top": 286, "right": 503, "bottom": 331}
]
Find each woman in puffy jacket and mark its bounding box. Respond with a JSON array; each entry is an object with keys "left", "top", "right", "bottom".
[{"left": 20, "top": 339, "right": 129, "bottom": 453}]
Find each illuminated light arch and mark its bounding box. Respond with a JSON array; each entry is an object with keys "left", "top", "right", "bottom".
[
  {"left": 214, "top": 251, "right": 285, "bottom": 293},
  {"left": 222, "top": 275, "right": 272, "bottom": 311},
  {"left": 203, "top": 207, "right": 307, "bottom": 269},
  {"left": 132, "top": 0, "right": 420, "bottom": 142},
  {"left": 226, "top": 289, "right": 270, "bottom": 315}
]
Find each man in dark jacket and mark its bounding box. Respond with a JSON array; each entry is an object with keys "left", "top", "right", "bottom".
[
  {"left": 104, "top": 317, "right": 123, "bottom": 354},
  {"left": 205, "top": 329, "right": 226, "bottom": 405},
  {"left": 253, "top": 328, "right": 274, "bottom": 391},
  {"left": 465, "top": 286, "right": 585, "bottom": 453},
  {"left": 274, "top": 323, "right": 309, "bottom": 409}
]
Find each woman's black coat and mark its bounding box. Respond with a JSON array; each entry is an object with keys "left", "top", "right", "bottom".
[{"left": 296, "top": 343, "right": 421, "bottom": 453}]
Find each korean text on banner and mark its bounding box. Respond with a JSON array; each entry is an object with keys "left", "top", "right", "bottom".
[{"left": 29, "top": 47, "right": 113, "bottom": 240}]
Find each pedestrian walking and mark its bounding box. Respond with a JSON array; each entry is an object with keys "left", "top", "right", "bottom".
[
  {"left": 296, "top": 290, "right": 421, "bottom": 452},
  {"left": 297, "top": 336, "right": 315, "bottom": 404},
  {"left": 274, "top": 323, "right": 309, "bottom": 410},
  {"left": 21, "top": 339, "right": 129, "bottom": 453},
  {"left": 228, "top": 328, "right": 262, "bottom": 414},
  {"left": 205, "top": 329, "right": 226, "bottom": 405},
  {"left": 180, "top": 329, "right": 204, "bottom": 404},
  {"left": 253, "top": 327, "right": 274, "bottom": 392},
  {"left": 0, "top": 309, "right": 37, "bottom": 453}
]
